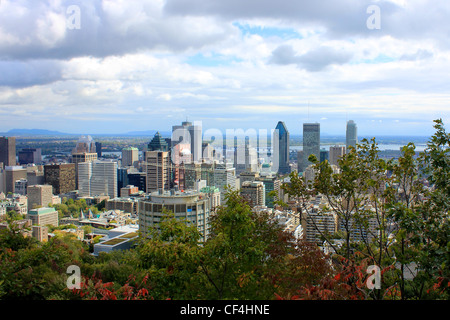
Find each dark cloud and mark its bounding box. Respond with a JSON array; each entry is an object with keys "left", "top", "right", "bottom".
[
  {"left": 0, "top": 0, "right": 233, "bottom": 60},
  {"left": 269, "top": 44, "right": 353, "bottom": 71},
  {"left": 0, "top": 60, "right": 63, "bottom": 87}
]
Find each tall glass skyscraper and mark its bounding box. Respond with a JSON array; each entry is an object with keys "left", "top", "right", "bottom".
[
  {"left": 302, "top": 123, "right": 320, "bottom": 171},
  {"left": 346, "top": 120, "right": 358, "bottom": 153},
  {"left": 274, "top": 121, "right": 290, "bottom": 174}
]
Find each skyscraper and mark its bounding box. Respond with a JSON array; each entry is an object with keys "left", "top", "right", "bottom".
[
  {"left": 0, "top": 137, "right": 16, "bottom": 167},
  {"left": 346, "top": 120, "right": 358, "bottom": 153},
  {"left": 44, "top": 163, "right": 76, "bottom": 195},
  {"left": 18, "top": 148, "right": 42, "bottom": 165},
  {"left": 145, "top": 151, "right": 170, "bottom": 193},
  {"left": 172, "top": 121, "right": 202, "bottom": 162},
  {"left": 122, "top": 147, "right": 139, "bottom": 167},
  {"left": 78, "top": 160, "right": 118, "bottom": 199},
  {"left": 303, "top": 123, "right": 320, "bottom": 171},
  {"left": 274, "top": 121, "right": 290, "bottom": 175},
  {"left": 148, "top": 132, "right": 169, "bottom": 152}
]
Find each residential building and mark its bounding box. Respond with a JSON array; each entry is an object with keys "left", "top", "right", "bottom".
[
  {"left": 240, "top": 180, "right": 265, "bottom": 207},
  {"left": 139, "top": 189, "right": 213, "bottom": 241}
]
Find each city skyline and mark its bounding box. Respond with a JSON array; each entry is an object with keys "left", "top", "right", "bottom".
[{"left": 0, "top": 1, "right": 449, "bottom": 137}]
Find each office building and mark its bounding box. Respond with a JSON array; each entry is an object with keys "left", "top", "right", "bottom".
[
  {"left": 71, "top": 152, "right": 98, "bottom": 189},
  {"left": 27, "top": 184, "right": 54, "bottom": 210},
  {"left": 172, "top": 121, "right": 202, "bottom": 162},
  {"left": 18, "top": 148, "right": 42, "bottom": 165},
  {"left": 120, "top": 185, "right": 139, "bottom": 197},
  {"left": 329, "top": 145, "right": 346, "bottom": 166},
  {"left": 78, "top": 160, "right": 118, "bottom": 199},
  {"left": 122, "top": 147, "right": 139, "bottom": 167},
  {"left": 44, "top": 163, "right": 76, "bottom": 195},
  {"left": 213, "top": 162, "right": 236, "bottom": 202},
  {"left": 256, "top": 174, "right": 280, "bottom": 208},
  {"left": 95, "top": 142, "right": 102, "bottom": 158},
  {"left": 0, "top": 136, "right": 16, "bottom": 167},
  {"left": 148, "top": 132, "right": 169, "bottom": 152},
  {"left": 72, "top": 135, "right": 97, "bottom": 154},
  {"left": 14, "top": 178, "right": 27, "bottom": 196},
  {"left": 128, "top": 172, "right": 147, "bottom": 193},
  {"left": 346, "top": 120, "right": 358, "bottom": 153},
  {"left": 320, "top": 149, "right": 329, "bottom": 163},
  {"left": 27, "top": 207, "right": 59, "bottom": 228},
  {"left": 145, "top": 151, "right": 170, "bottom": 193},
  {"left": 274, "top": 121, "right": 290, "bottom": 175},
  {"left": 32, "top": 225, "right": 48, "bottom": 242},
  {"left": 4, "top": 166, "right": 27, "bottom": 194},
  {"left": 303, "top": 123, "right": 320, "bottom": 171}
]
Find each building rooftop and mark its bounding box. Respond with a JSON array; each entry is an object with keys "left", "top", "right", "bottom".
[{"left": 28, "top": 207, "right": 57, "bottom": 215}]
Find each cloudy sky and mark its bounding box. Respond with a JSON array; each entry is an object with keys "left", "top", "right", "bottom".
[{"left": 0, "top": 0, "right": 449, "bottom": 136}]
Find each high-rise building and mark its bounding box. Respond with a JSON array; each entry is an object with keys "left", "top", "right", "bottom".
[
  {"left": 213, "top": 162, "right": 236, "bottom": 202},
  {"left": 256, "top": 174, "right": 280, "bottom": 208},
  {"left": 27, "top": 184, "right": 54, "bottom": 210},
  {"left": 302, "top": 123, "right": 320, "bottom": 171},
  {"left": 4, "top": 166, "right": 27, "bottom": 194},
  {"left": 95, "top": 142, "right": 102, "bottom": 158},
  {"left": 44, "top": 163, "right": 76, "bottom": 195},
  {"left": 148, "top": 132, "right": 169, "bottom": 152},
  {"left": 0, "top": 137, "right": 16, "bottom": 167},
  {"left": 145, "top": 151, "right": 170, "bottom": 193},
  {"left": 240, "top": 181, "right": 265, "bottom": 207},
  {"left": 72, "top": 135, "right": 96, "bottom": 154},
  {"left": 274, "top": 121, "right": 290, "bottom": 175},
  {"left": 172, "top": 121, "right": 202, "bottom": 162},
  {"left": 78, "top": 160, "right": 118, "bottom": 199},
  {"left": 346, "top": 120, "right": 358, "bottom": 153},
  {"left": 138, "top": 189, "right": 213, "bottom": 241},
  {"left": 329, "top": 145, "right": 346, "bottom": 166},
  {"left": 127, "top": 172, "right": 147, "bottom": 193},
  {"left": 71, "top": 152, "right": 98, "bottom": 189},
  {"left": 122, "top": 147, "right": 139, "bottom": 167},
  {"left": 18, "top": 148, "right": 42, "bottom": 165}
]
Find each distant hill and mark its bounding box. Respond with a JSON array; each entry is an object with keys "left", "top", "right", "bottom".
[
  {"left": 1, "top": 129, "right": 74, "bottom": 136},
  {"left": 0, "top": 128, "right": 172, "bottom": 137},
  {"left": 123, "top": 130, "right": 172, "bottom": 137}
]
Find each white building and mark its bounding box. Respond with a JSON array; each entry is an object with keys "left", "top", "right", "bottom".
[{"left": 78, "top": 160, "right": 118, "bottom": 199}]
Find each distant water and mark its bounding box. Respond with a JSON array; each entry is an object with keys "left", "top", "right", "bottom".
[{"left": 289, "top": 144, "right": 427, "bottom": 152}]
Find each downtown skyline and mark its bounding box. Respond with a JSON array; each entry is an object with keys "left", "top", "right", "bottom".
[{"left": 0, "top": 0, "right": 449, "bottom": 137}]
